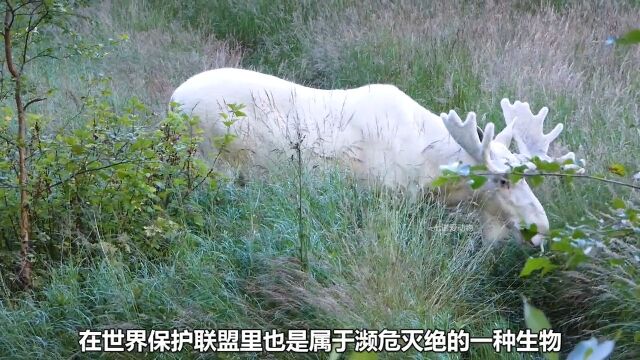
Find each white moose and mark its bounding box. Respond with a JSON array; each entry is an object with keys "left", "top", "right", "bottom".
[{"left": 171, "top": 67, "right": 581, "bottom": 245}]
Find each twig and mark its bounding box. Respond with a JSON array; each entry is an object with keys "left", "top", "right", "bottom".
[
  {"left": 475, "top": 172, "right": 640, "bottom": 190},
  {"left": 182, "top": 165, "right": 217, "bottom": 200},
  {"left": 292, "top": 136, "right": 308, "bottom": 271},
  {"left": 46, "top": 160, "right": 134, "bottom": 190},
  {"left": 24, "top": 97, "right": 46, "bottom": 110},
  {"left": 23, "top": 50, "right": 59, "bottom": 66},
  {"left": 0, "top": 131, "right": 15, "bottom": 146}
]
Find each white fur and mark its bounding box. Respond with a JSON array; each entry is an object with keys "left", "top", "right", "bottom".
[{"left": 171, "top": 68, "right": 550, "bottom": 243}]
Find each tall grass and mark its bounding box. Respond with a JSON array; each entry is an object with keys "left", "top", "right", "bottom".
[
  {"left": 1, "top": 164, "right": 537, "bottom": 359},
  {"left": 1, "top": 0, "right": 639, "bottom": 358}
]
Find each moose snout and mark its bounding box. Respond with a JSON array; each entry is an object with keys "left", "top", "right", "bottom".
[
  {"left": 531, "top": 234, "right": 545, "bottom": 246},
  {"left": 511, "top": 182, "right": 550, "bottom": 246},
  {"left": 521, "top": 215, "right": 549, "bottom": 246}
]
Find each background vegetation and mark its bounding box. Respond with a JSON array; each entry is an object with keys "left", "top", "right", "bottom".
[{"left": 0, "top": 0, "right": 638, "bottom": 359}]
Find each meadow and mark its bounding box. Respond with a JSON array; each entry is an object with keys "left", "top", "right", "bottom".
[{"left": 0, "top": 0, "right": 638, "bottom": 359}]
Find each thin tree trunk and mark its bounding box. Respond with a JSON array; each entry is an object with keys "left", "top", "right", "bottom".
[{"left": 4, "top": 6, "right": 32, "bottom": 288}]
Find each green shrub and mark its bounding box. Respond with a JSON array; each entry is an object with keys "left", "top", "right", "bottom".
[
  {"left": 0, "top": 76, "right": 239, "bottom": 286},
  {"left": 435, "top": 156, "right": 639, "bottom": 357}
]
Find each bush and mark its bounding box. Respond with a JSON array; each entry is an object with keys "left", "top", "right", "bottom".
[
  {"left": 0, "top": 76, "right": 240, "bottom": 286},
  {"left": 435, "top": 156, "right": 639, "bottom": 357}
]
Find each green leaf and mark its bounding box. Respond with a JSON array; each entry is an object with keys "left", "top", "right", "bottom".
[
  {"left": 227, "top": 103, "right": 246, "bottom": 113},
  {"left": 545, "top": 350, "right": 560, "bottom": 360},
  {"left": 193, "top": 213, "right": 204, "bottom": 227},
  {"left": 608, "top": 258, "right": 625, "bottom": 266},
  {"left": 608, "top": 163, "right": 626, "bottom": 177},
  {"left": 566, "top": 252, "right": 588, "bottom": 268},
  {"left": 431, "top": 177, "right": 448, "bottom": 187},
  {"left": 441, "top": 169, "right": 458, "bottom": 177},
  {"left": 534, "top": 159, "right": 561, "bottom": 172},
  {"left": 432, "top": 176, "right": 455, "bottom": 187},
  {"left": 349, "top": 352, "right": 377, "bottom": 360},
  {"left": 470, "top": 164, "right": 487, "bottom": 172},
  {"left": 523, "top": 297, "right": 552, "bottom": 333},
  {"left": 520, "top": 257, "right": 557, "bottom": 277},
  {"left": 509, "top": 173, "right": 523, "bottom": 183},
  {"left": 616, "top": 29, "right": 640, "bottom": 45},
  {"left": 572, "top": 229, "right": 587, "bottom": 239},
  {"left": 71, "top": 144, "right": 84, "bottom": 155},
  {"left": 468, "top": 175, "right": 487, "bottom": 189},
  {"left": 64, "top": 136, "right": 78, "bottom": 146},
  {"left": 512, "top": 164, "right": 529, "bottom": 173},
  {"left": 550, "top": 237, "right": 573, "bottom": 252},
  {"left": 520, "top": 223, "right": 538, "bottom": 243},
  {"left": 612, "top": 198, "right": 626, "bottom": 209},
  {"left": 529, "top": 174, "right": 543, "bottom": 187}
]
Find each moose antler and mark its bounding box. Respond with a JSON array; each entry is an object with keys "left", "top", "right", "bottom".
[
  {"left": 499, "top": 99, "right": 575, "bottom": 164},
  {"left": 441, "top": 101, "right": 584, "bottom": 176},
  {"left": 441, "top": 110, "right": 509, "bottom": 173}
]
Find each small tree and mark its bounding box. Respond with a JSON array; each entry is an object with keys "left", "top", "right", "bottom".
[
  {"left": 0, "top": 0, "right": 126, "bottom": 288},
  {"left": 1, "top": 0, "right": 54, "bottom": 288}
]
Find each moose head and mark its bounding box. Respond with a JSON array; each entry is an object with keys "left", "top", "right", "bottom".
[{"left": 441, "top": 99, "right": 583, "bottom": 245}]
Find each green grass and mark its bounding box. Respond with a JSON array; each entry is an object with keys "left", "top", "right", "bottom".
[
  {"left": 1, "top": 167, "right": 538, "bottom": 359},
  {"left": 315, "top": 33, "right": 484, "bottom": 114},
  {"left": 1, "top": 0, "right": 639, "bottom": 359}
]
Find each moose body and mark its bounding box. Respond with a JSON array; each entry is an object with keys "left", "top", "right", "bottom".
[
  {"left": 171, "top": 68, "right": 579, "bottom": 244},
  {"left": 171, "top": 68, "right": 460, "bottom": 189}
]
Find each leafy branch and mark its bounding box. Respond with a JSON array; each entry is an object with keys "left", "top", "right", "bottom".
[
  {"left": 434, "top": 156, "right": 639, "bottom": 276},
  {"left": 523, "top": 298, "right": 615, "bottom": 360},
  {"left": 434, "top": 157, "right": 638, "bottom": 191},
  {"left": 473, "top": 172, "right": 640, "bottom": 190}
]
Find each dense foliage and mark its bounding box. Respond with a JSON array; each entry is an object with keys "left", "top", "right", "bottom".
[{"left": 0, "top": 76, "right": 242, "bottom": 282}]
